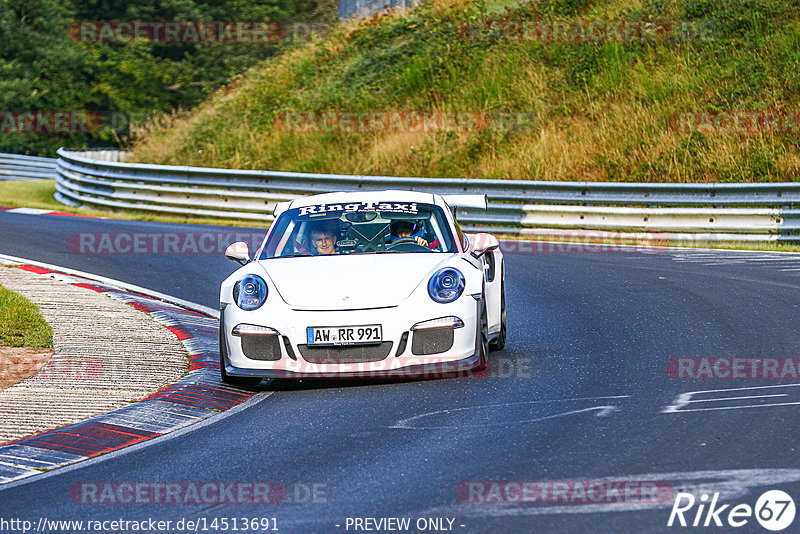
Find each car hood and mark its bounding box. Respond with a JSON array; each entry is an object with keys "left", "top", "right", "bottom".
[{"left": 256, "top": 253, "right": 457, "bottom": 309}]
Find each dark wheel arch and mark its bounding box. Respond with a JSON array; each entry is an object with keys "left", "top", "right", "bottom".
[{"left": 490, "top": 273, "right": 507, "bottom": 351}]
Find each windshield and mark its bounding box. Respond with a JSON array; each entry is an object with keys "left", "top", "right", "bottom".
[{"left": 259, "top": 201, "right": 457, "bottom": 259}]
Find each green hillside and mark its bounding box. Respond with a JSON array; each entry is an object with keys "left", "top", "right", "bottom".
[
  {"left": 130, "top": 0, "right": 800, "bottom": 182},
  {"left": 0, "top": 0, "right": 333, "bottom": 156}
]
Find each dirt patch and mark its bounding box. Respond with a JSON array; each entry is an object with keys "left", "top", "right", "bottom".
[{"left": 0, "top": 346, "right": 53, "bottom": 390}]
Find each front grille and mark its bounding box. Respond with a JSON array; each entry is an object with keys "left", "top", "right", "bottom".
[
  {"left": 411, "top": 329, "right": 454, "bottom": 355},
  {"left": 298, "top": 342, "right": 393, "bottom": 364},
  {"left": 241, "top": 335, "right": 282, "bottom": 361}
]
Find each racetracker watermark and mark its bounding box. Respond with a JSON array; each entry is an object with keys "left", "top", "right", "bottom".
[
  {"left": 70, "top": 21, "right": 285, "bottom": 44},
  {"left": 0, "top": 354, "right": 102, "bottom": 383},
  {"left": 67, "top": 232, "right": 264, "bottom": 255},
  {"left": 69, "top": 482, "right": 330, "bottom": 505},
  {"left": 272, "top": 111, "right": 536, "bottom": 134},
  {"left": 0, "top": 517, "right": 280, "bottom": 533},
  {"left": 667, "top": 357, "right": 800, "bottom": 380},
  {"left": 460, "top": 19, "right": 714, "bottom": 43},
  {"left": 457, "top": 480, "right": 675, "bottom": 504},
  {"left": 475, "top": 355, "right": 533, "bottom": 379},
  {"left": 67, "top": 232, "right": 669, "bottom": 255},
  {"left": 0, "top": 111, "right": 128, "bottom": 134},
  {"left": 495, "top": 232, "right": 670, "bottom": 254},
  {"left": 263, "top": 358, "right": 492, "bottom": 380},
  {"left": 670, "top": 110, "right": 800, "bottom": 135}
]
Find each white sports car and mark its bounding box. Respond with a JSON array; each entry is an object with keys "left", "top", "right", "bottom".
[{"left": 219, "top": 190, "right": 506, "bottom": 385}]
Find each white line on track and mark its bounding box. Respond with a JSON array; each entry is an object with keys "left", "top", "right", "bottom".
[
  {"left": 683, "top": 394, "right": 787, "bottom": 403},
  {"left": 417, "top": 469, "right": 800, "bottom": 517},
  {"left": 389, "top": 396, "right": 629, "bottom": 429},
  {"left": 663, "top": 384, "right": 800, "bottom": 413},
  {"left": 669, "top": 401, "right": 800, "bottom": 413}
]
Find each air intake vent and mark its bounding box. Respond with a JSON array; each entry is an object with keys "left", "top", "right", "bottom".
[
  {"left": 395, "top": 332, "right": 409, "bottom": 356},
  {"left": 411, "top": 329, "right": 454, "bottom": 355},
  {"left": 298, "top": 342, "right": 393, "bottom": 364},
  {"left": 241, "top": 335, "right": 282, "bottom": 361}
]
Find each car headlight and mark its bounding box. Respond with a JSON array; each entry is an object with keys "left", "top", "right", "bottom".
[
  {"left": 427, "top": 268, "right": 465, "bottom": 303},
  {"left": 233, "top": 274, "right": 268, "bottom": 310}
]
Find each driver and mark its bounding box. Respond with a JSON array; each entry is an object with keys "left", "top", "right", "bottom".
[
  {"left": 310, "top": 222, "right": 338, "bottom": 255},
  {"left": 389, "top": 220, "right": 428, "bottom": 247}
]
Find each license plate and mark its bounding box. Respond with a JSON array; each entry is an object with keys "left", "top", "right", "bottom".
[{"left": 306, "top": 325, "right": 382, "bottom": 346}]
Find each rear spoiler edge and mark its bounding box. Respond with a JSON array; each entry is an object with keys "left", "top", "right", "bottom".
[{"left": 441, "top": 194, "right": 488, "bottom": 210}]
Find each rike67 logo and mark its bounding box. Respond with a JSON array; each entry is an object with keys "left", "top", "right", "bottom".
[{"left": 668, "top": 490, "right": 796, "bottom": 531}]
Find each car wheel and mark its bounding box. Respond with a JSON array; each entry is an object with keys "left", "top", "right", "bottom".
[
  {"left": 489, "top": 279, "right": 506, "bottom": 351},
  {"left": 219, "top": 317, "right": 262, "bottom": 388}
]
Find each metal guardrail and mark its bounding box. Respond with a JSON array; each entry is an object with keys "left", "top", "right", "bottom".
[
  {"left": 47, "top": 148, "right": 800, "bottom": 243},
  {"left": 0, "top": 153, "right": 58, "bottom": 181}
]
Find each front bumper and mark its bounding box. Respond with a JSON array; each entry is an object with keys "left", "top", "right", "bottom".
[
  {"left": 221, "top": 295, "right": 481, "bottom": 379},
  {"left": 222, "top": 351, "right": 483, "bottom": 379}
]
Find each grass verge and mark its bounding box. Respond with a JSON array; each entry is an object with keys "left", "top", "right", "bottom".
[{"left": 0, "top": 280, "right": 53, "bottom": 348}]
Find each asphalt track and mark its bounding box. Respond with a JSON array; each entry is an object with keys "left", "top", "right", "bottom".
[{"left": 1, "top": 211, "right": 800, "bottom": 533}]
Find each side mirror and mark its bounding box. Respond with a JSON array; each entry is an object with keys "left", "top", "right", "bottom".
[
  {"left": 225, "top": 242, "right": 250, "bottom": 265},
  {"left": 471, "top": 233, "right": 500, "bottom": 258}
]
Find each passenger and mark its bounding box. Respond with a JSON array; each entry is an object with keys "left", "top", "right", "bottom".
[{"left": 310, "top": 223, "right": 338, "bottom": 255}]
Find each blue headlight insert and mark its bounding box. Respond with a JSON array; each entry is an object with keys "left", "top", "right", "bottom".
[
  {"left": 233, "top": 274, "right": 268, "bottom": 310},
  {"left": 428, "top": 268, "right": 465, "bottom": 303}
]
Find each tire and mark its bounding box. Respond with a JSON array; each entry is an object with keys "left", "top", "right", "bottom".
[
  {"left": 219, "top": 317, "right": 262, "bottom": 388},
  {"left": 489, "top": 279, "right": 507, "bottom": 351}
]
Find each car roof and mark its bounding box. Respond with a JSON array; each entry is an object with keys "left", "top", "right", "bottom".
[
  {"left": 274, "top": 190, "right": 486, "bottom": 218},
  {"left": 286, "top": 190, "right": 438, "bottom": 209}
]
